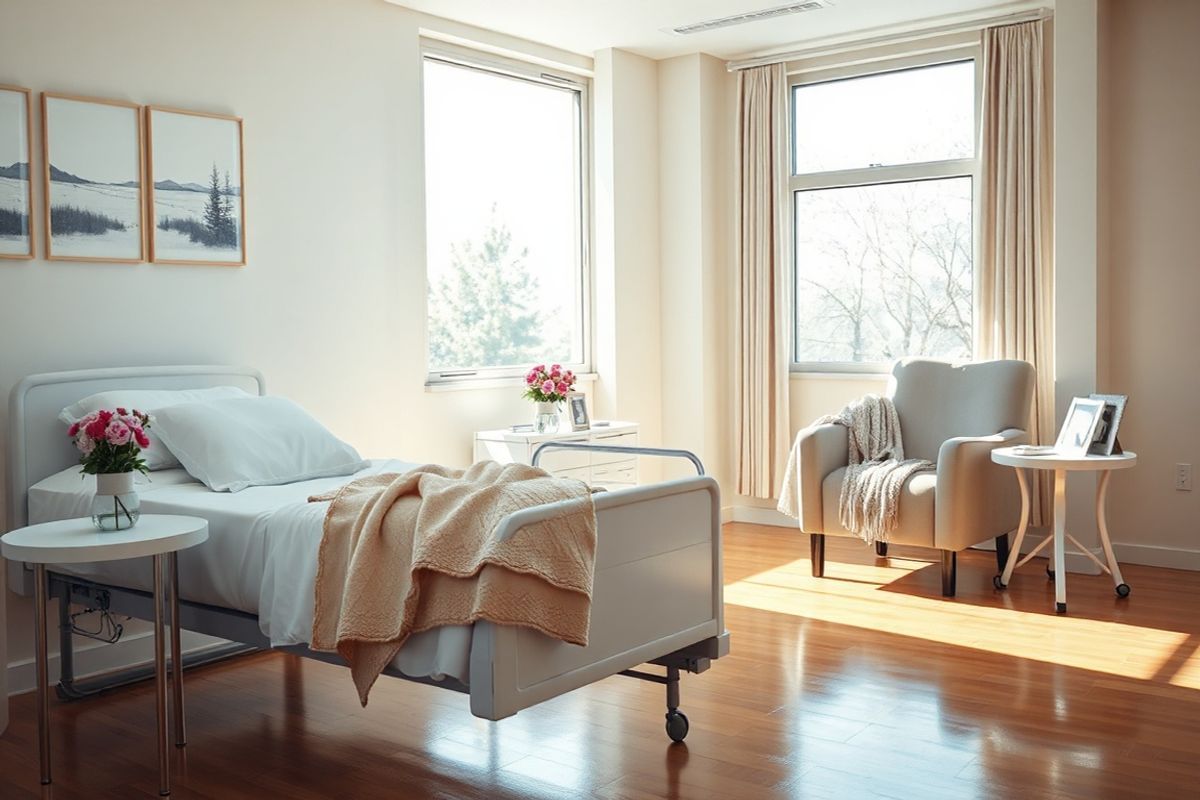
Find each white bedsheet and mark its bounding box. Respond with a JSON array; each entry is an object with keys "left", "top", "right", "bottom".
[{"left": 28, "top": 461, "right": 474, "bottom": 684}]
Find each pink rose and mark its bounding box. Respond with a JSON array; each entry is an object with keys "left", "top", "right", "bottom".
[
  {"left": 525, "top": 370, "right": 538, "bottom": 385},
  {"left": 556, "top": 381, "right": 568, "bottom": 394},
  {"left": 76, "top": 432, "right": 95, "bottom": 456},
  {"left": 541, "top": 380, "right": 556, "bottom": 395},
  {"left": 116, "top": 407, "right": 128, "bottom": 416},
  {"left": 134, "top": 430, "right": 151, "bottom": 449},
  {"left": 85, "top": 419, "right": 106, "bottom": 439},
  {"left": 105, "top": 419, "right": 132, "bottom": 446},
  {"left": 550, "top": 364, "right": 562, "bottom": 378},
  {"left": 533, "top": 364, "right": 545, "bottom": 374}
]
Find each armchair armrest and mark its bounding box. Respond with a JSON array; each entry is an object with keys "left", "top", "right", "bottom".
[
  {"left": 934, "top": 428, "right": 1029, "bottom": 551},
  {"left": 777, "top": 423, "right": 848, "bottom": 533}
]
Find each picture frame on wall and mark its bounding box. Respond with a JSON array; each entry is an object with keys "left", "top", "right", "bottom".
[
  {"left": 42, "top": 93, "right": 144, "bottom": 262},
  {"left": 567, "top": 392, "right": 590, "bottom": 432},
  {"left": 1088, "top": 393, "right": 1128, "bottom": 456},
  {"left": 0, "top": 84, "right": 35, "bottom": 260},
  {"left": 147, "top": 106, "right": 245, "bottom": 266},
  {"left": 1054, "top": 396, "right": 1107, "bottom": 457}
]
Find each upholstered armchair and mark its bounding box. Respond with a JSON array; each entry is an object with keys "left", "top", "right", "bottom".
[{"left": 787, "top": 358, "right": 1036, "bottom": 596}]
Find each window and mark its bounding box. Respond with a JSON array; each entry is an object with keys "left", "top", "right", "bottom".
[
  {"left": 422, "top": 48, "right": 589, "bottom": 381},
  {"left": 790, "top": 55, "right": 978, "bottom": 371}
]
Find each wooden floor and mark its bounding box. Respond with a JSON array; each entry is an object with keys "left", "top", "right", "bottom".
[{"left": 3, "top": 522, "right": 1200, "bottom": 799}]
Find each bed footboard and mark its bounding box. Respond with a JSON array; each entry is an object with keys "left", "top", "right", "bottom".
[{"left": 467, "top": 475, "right": 726, "bottom": 722}]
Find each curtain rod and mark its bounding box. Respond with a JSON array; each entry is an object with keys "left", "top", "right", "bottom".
[{"left": 726, "top": 7, "right": 1052, "bottom": 71}]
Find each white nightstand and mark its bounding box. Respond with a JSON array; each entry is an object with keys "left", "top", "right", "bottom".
[
  {"left": 0, "top": 514, "right": 208, "bottom": 795},
  {"left": 475, "top": 421, "right": 640, "bottom": 489}
]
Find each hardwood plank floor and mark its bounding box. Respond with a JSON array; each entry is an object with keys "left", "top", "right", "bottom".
[{"left": 3, "top": 522, "right": 1199, "bottom": 798}]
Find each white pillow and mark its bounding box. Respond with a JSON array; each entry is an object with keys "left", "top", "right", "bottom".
[
  {"left": 151, "top": 396, "right": 368, "bottom": 492},
  {"left": 59, "top": 386, "right": 252, "bottom": 470}
]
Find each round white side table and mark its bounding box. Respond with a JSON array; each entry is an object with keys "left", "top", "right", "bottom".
[
  {"left": 990, "top": 448, "right": 1137, "bottom": 613},
  {"left": 0, "top": 514, "right": 208, "bottom": 796}
]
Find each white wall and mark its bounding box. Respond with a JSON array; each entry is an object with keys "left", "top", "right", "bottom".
[{"left": 0, "top": 0, "right": 672, "bottom": 715}]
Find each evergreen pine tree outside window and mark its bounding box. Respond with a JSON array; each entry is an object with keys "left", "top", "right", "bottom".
[{"left": 422, "top": 50, "right": 587, "bottom": 378}]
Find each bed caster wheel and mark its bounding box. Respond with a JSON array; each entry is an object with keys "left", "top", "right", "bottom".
[
  {"left": 1055, "top": 602, "right": 1067, "bottom": 614},
  {"left": 1116, "top": 583, "right": 1131, "bottom": 598},
  {"left": 993, "top": 574, "right": 1006, "bottom": 590},
  {"left": 665, "top": 711, "right": 689, "bottom": 743}
]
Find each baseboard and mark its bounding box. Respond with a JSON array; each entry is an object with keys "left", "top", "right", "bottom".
[
  {"left": 729, "top": 506, "right": 796, "bottom": 529},
  {"left": 1112, "top": 542, "right": 1200, "bottom": 571},
  {"left": 7, "top": 630, "right": 228, "bottom": 697}
]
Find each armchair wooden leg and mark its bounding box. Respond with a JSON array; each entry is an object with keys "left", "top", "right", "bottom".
[
  {"left": 810, "top": 534, "right": 826, "bottom": 578},
  {"left": 875, "top": 541, "right": 888, "bottom": 558},
  {"left": 941, "top": 550, "right": 957, "bottom": 597},
  {"left": 994, "top": 533, "right": 1011, "bottom": 574}
]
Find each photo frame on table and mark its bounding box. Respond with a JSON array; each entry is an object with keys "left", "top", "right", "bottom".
[
  {"left": 42, "top": 93, "right": 144, "bottom": 262},
  {"left": 1054, "top": 397, "right": 1107, "bottom": 457},
  {"left": 567, "top": 392, "right": 590, "bottom": 432},
  {"left": 1088, "top": 393, "right": 1128, "bottom": 456},
  {"left": 0, "top": 84, "right": 34, "bottom": 260},
  {"left": 147, "top": 106, "right": 245, "bottom": 266}
]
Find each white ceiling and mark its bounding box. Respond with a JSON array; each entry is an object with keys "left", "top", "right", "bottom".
[{"left": 389, "top": 0, "right": 1037, "bottom": 61}]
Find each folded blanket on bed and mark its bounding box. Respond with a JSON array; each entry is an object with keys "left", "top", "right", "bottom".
[{"left": 309, "top": 461, "right": 597, "bottom": 706}]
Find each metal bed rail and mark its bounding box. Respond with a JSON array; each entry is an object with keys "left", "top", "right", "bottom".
[{"left": 531, "top": 442, "right": 705, "bottom": 476}]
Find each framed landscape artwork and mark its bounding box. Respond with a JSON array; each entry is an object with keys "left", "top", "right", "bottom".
[
  {"left": 42, "top": 93, "right": 144, "bottom": 262},
  {"left": 0, "top": 85, "right": 34, "bottom": 259},
  {"left": 147, "top": 107, "right": 245, "bottom": 266}
]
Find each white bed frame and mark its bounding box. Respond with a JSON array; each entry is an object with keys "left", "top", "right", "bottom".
[{"left": 7, "top": 366, "right": 728, "bottom": 740}]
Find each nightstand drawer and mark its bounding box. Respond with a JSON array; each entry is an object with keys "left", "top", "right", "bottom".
[
  {"left": 589, "top": 432, "right": 638, "bottom": 465},
  {"left": 591, "top": 460, "right": 637, "bottom": 485},
  {"left": 534, "top": 438, "right": 590, "bottom": 472}
]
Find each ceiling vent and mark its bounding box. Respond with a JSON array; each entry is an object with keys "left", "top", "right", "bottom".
[{"left": 671, "top": 1, "right": 832, "bottom": 35}]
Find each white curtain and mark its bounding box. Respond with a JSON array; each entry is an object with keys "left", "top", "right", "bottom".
[
  {"left": 735, "top": 64, "right": 791, "bottom": 499},
  {"left": 978, "top": 20, "right": 1054, "bottom": 525}
]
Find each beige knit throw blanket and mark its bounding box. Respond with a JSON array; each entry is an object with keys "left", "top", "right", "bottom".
[
  {"left": 309, "top": 461, "right": 597, "bottom": 706},
  {"left": 780, "top": 395, "right": 933, "bottom": 544}
]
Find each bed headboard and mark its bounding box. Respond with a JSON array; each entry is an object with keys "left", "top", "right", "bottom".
[{"left": 7, "top": 365, "right": 265, "bottom": 530}]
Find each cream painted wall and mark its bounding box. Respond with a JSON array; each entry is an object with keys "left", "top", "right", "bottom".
[
  {"left": 0, "top": 0, "right": 677, "bottom": 715},
  {"left": 1102, "top": 0, "right": 1200, "bottom": 568},
  {"left": 657, "top": 53, "right": 735, "bottom": 486},
  {"left": 593, "top": 48, "right": 664, "bottom": 482}
]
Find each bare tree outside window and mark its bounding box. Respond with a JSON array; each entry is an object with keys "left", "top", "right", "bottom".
[{"left": 791, "top": 57, "right": 977, "bottom": 367}]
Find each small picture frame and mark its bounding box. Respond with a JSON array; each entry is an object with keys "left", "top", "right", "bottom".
[
  {"left": 1054, "top": 397, "right": 1107, "bottom": 457},
  {"left": 567, "top": 392, "right": 590, "bottom": 431},
  {"left": 1088, "top": 394, "right": 1127, "bottom": 456}
]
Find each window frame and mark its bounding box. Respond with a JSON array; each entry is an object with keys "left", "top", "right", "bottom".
[
  {"left": 421, "top": 42, "right": 592, "bottom": 386},
  {"left": 788, "top": 46, "right": 982, "bottom": 375}
]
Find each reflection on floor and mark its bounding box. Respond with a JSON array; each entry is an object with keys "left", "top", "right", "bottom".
[{"left": 2, "top": 522, "right": 1198, "bottom": 799}]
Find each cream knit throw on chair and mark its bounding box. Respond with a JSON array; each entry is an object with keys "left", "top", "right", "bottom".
[{"left": 817, "top": 395, "right": 933, "bottom": 544}]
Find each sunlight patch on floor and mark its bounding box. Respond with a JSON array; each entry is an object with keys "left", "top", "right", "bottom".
[{"left": 726, "top": 557, "right": 1196, "bottom": 686}]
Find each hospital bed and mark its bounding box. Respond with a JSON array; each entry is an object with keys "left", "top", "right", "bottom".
[{"left": 6, "top": 365, "right": 728, "bottom": 742}]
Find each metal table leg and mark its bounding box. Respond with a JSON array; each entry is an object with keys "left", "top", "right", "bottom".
[
  {"left": 154, "top": 554, "right": 170, "bottom": 796},
  {"left": 34, "top": 564, "right": 51, "bottom": 785},
  {"left": 1095, "top": 470, "right": 1130, "bottom": 596},
  {"left": 1052, "top": 469, "right": 1068, "bottom": 613},
  {"left": 170, "top": 552, "right": 186, "bottom": 747},
  {"left": 1000, "top": 468, "right": 1032, "bottom": 586}
]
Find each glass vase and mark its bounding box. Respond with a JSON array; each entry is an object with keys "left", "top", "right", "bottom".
[
  {"left": 91, "top": 472, "right": 141, "bottom": 532},
  {"left": 534, "top": 401, "right": 561, "bottom": 434}
]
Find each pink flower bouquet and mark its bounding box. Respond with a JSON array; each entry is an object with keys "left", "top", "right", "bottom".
[
  {"left": 68, "top": 408, "right": 153, "bottom": 475},
  {"left": 522, "top": 363, "right": 577, "bottom": 403}
]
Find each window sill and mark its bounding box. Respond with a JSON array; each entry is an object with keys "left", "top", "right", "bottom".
[
  {"left": 789, "top": 370, "right": 891, "bottom": 381},
  {"left": 425, "top": 372, "right": 598, "bottom": 393}
]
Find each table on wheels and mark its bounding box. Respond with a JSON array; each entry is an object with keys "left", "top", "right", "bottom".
[
  {"left": 990, "top": 448, "right": 1137, "bottom": 614},
  {"left": 0, "top": 514, "right": 208, "bottom": 796}
]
